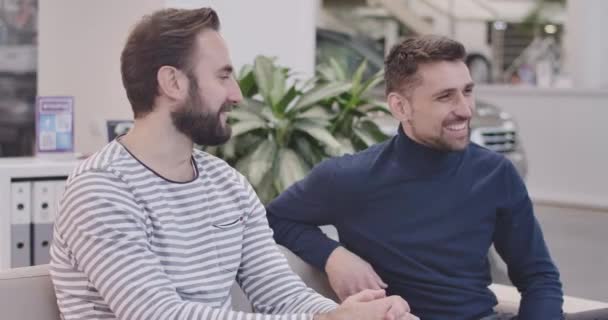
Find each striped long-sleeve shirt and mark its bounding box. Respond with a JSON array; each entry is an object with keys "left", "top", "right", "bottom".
[{"left": 50, "top": 141, "right": 337, "bottom": 320}]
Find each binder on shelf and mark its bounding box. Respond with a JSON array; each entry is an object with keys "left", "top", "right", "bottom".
[
  {"left": 32, "top": 181, "right": 56, "bottom": 265},
  {"left": 10, "top": 181, "right": 32, "bottom": 268}
]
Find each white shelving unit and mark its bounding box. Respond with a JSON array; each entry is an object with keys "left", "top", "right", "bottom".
[{"left": 0, "top": 157, "right": 80, "bottom": 270}]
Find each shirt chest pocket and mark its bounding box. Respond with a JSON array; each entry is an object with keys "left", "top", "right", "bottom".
[
  {"left": 161, "top": 217, "right": 246, "bottom": 299},
  {"left": 211, "top": 215, "right": 245, "bottom": 273}
]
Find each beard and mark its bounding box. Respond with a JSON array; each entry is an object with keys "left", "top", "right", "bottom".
[
  {"left": 409, "top": 117, "right": 471, "bottom": 152},
  {"left": 171, "top": 74, "right": 232, "bottom": 146},
  {"left": 435, "top": 124, "right": 470, "bottom": 151}
]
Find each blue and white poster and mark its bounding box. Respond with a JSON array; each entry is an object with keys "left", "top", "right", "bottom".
[{"left": 35, "top": 96, "right": 74, "bottom": 153}]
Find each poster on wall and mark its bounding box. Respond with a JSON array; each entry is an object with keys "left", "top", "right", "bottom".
[{"left": 35, "top": 96, "right": 74, "bottom": 154}]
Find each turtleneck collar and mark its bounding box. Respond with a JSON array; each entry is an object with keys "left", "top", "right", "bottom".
[{"left": 392, "top": 124, "right": 465, "bottom": 178}]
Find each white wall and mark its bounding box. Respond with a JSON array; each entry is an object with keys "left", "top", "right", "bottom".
[
  {"left": 477, "top": 86, "right": 608, "bottom": 210},
  {"left": 566, "top": 0, "right": 608, "bottom": 89},
  {"left": 168, "top": 0, "right": 318, "bottom": 78},
  {"left": 38, "top": 0, "right": 165, "bottom": 155}
]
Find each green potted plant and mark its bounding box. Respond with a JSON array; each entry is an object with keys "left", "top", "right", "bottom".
[
  {"left": 211, "top": 56, "right": 351, "bottom": 203},
  {"left": 209, "top": 56, "right": 391, "bottom": 203},
  {"left": 316, "top": 58, "right": 389, "bottom": 153}
]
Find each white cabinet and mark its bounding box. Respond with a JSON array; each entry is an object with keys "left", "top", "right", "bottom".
[{"left": 0, "top": 157, "right": 79, "bottom": 269}]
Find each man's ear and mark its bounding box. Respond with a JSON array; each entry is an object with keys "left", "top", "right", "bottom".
[
  {"left": 387, "top": 91, "right": 413, "bottom": 123},
  {"left": 157, "top": 66, "right": 188, "bottom": 101}
]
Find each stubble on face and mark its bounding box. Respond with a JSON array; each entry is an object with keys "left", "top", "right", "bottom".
[{"left": 171, "top": 73, "right": 233, "bottom": 146}]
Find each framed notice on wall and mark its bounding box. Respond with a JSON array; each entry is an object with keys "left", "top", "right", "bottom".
[{"left": 35, "top": 96, "right": 74, "bottom": 154}]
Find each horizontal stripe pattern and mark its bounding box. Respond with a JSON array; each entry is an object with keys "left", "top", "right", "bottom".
[{"left": 50, "top": 141, "right": 336, "bottom": 320}]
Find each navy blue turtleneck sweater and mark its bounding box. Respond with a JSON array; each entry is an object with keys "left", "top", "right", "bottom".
[{"left": 267, "top": 127, "right": 563, "bottom": 320}]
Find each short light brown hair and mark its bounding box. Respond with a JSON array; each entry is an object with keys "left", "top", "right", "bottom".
[
  {"left": 384, "top": 35, "right": 466, "bottom": 96},
  {"left": 121, "top": 8, "right": 220, "bottom": 118}
]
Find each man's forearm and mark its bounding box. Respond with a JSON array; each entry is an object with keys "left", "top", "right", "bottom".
[{"left": 267, "top": 213, "right": 341, "bottom": 270}]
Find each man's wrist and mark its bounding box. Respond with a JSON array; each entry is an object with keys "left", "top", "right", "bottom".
[{"left": 324, "top": 246, "right": 343, "bottom": 273}]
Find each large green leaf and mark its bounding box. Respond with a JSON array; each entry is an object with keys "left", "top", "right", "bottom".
[
  {"left": 261, "top": 107, "right": 280, "bottom": 126},
  {"left": 219, "top": 137, "right": 237, "bottom": 159},
  {"left": 238, "top": 98, "right": 264, "bottom": 114},
  {"left": 240, "top": 98, "right": 279, "bottom": 124},
  {"left": 353, "top": 126, "right": 377, "bottom": 147},
  {"left": 253, "top": 56, "right": 275, "bottom": 104},
  {"left": 234, "top": 133, "right": 264, "bottom": 157},
  {"left": 329, "top": 58, "right": 347, "bottom": 81},
  {"left": 230, "top": 120, "right": 266, "bottom": 137},
  {"left": 296, "top": 106, "right": 332, "bottom": 121},
  {"left": 351, "top": 60, "right": 368, "bottom": 94},
  {"left": 353, "top": 120, "right": 389, "bottom": 147},
  {"left": 288, "top": 82, "right": 352, "bottom": 113},
  {"left": 294, "top": 137, "right": 324, "bottom": 167},
  {"left": 294, "top": 120, "right": 342, "bottom": 150},
  {"left": 336, "top": 136, "right": 355, "bottom": 155},
  {"left": 298, "top": 76, "right": 318, "bottom": 92},
  {"left": 239, "top": 69, "right": 258, "bottom": 98},
  {"left": 229, "top": 108, "right": 265, "bottom": 122},
  {"left": 234, "top": 154, "right": 252, "bottom": 177},
  {"left": 274, "top": 148, "right": 310, "bottom": 192},
  {"left": 238, "top": 64, "right": 254, "bottom": 80},
  {"left": 360, "top": 101, "right": 391, "bottom": 114},
  {"left": 269, "top": 67, "right": 286, "bottom": 108},
  {"left": 276, "top": 85, "right": 299, "bottom": 114},
  {"left": 294, "top": 107, "right": 332, "bottom": 128},
  {"left": 363, "top": 120, "right": 390, "bottom": 142},
  {"left": 246, "top": 140, "right": 277, "bottom": 186},
  {"left": 234, "top": 142, "right": 308, "bottom": 204},
  {"left": 316, "top": 66, "right": 336, "bottom": 82},
  {"left": 256, "top": 170, "right": 278, "bottom": 205},
  {"left": 357, "top": 69, "right": 385, "bottom": 97}
]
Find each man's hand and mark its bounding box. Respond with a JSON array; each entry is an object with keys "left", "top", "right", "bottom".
[
  {"left": 314, "top": 289, "right": 419, "bottom": 320},
  {"left": 325, "top": 246, "right": 388, "bottom": 301}
]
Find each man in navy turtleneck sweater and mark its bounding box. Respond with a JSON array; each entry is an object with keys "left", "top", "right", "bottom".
[{"left": 267, "top": 36, "right": 565, "bottom": 319}]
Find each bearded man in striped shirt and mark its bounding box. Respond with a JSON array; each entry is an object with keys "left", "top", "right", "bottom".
[{"left": 49, "top": 7, "right": 417, "bottom": 320}]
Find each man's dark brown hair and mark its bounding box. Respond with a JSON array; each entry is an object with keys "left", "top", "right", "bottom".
[
  {"left": 121, "top": 8, "right": 220, "bottom": 118},
  {"left": 384, "top": 35, "right": 466, "bottom": 96}
]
